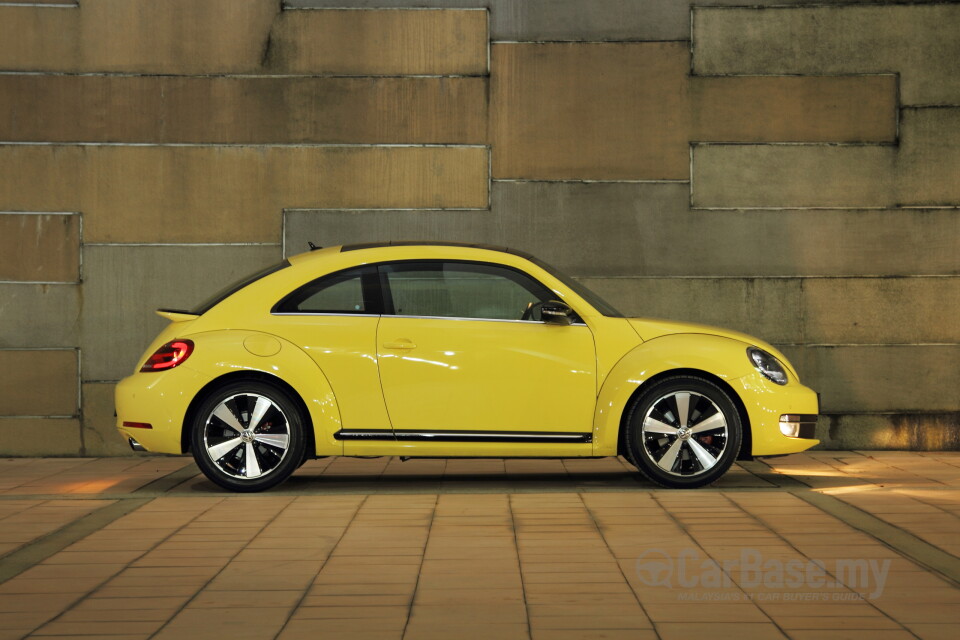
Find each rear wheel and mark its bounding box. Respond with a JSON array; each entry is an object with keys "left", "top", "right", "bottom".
[
  {"left": 624, "top": 376, "right": 742, "bottom": 488},
  {"left": 190, "top": 381, "right": 305, "bottom": 492}
]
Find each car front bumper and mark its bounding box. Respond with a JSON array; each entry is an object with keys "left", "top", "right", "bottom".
[{"left": 733, "top": 372, "right": 820, "bottom": 456}]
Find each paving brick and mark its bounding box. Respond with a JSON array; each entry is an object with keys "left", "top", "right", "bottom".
[
  {"left": 781, "top": 345, "right": 960, "bottom": 413},
  {"left": 801, "top": 277, "right": 960, "bottom": 344},
  {"left": 693, "top": 3, "right": 960, "bottom": 105},
  {"left": 0, "top": 418, "right": 82, "bottom": 456},
  {"left": 0, "top": 214, "right": 79, "bottom": 283},
  {"left": 0, "top": 2, "right": 486, "bottom": 75},
  {"left": 80, "top": 245, "right": 282, "bottom": 382},
  {"left": 0, "top": 285, "right": 79, "bottom": 349},
  {"left": 0, "top": 76, "right": 486, "bottom": 144},
  {"left": 0, "top": 350, "right": 78, "bottom": 416},
  {"left": 0, "top": 145, "right": 488, "bottom": 243}
]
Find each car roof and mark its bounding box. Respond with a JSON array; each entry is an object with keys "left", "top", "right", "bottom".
[{"left": 337, "top": 241, "right": 535, "bottom": 260}]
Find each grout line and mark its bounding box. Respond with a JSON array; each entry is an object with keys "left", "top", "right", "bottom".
[
  {"left": 0, "top": 71, "right": 487, "bottom": 79},
  {"left": 271, "top": 494, "right": 370, "bottom": 640},
  {"left": 578, "top": 492, "right": 658, "bottom": 631},
  {"left": 724, "top": 490, "right": 912, "bottom": 633},
  {"left": 283, "top": 207, "right": 489, "bottom": 212},
  {"left": 82, "top": 242, "right": 281, "bottom": 247},
  {"left": 283, "top": 5, "right": 488, "bottom": 11},
  {"left": 0, "top": 2, "right": 76, "bottom": 6},
  {"left": 744, "top": 458, "right": 960, "bottom": 587},
  {"left": 491, "top": 39, "right": 689, "bottom": 44},
  {"left": 493, "top": 178, "right": 690, "bottom": 184},
  {"left": 0, "top": 141, "right": 489, "bottom": 148},
  {"left": 131, "top": 462, "right": 201, "bottom": 494},
  {"left": 794, "top": 490, "right": 960, "bottom": 587},
  {"left": 0, "top": 281, "right": 79, "bottom": 285},
  {"left": 0, "top": 498, "right": 151, "bottom": 584},
  {"left": 399, "top": 493, "right": 438, "bottom": 639}
]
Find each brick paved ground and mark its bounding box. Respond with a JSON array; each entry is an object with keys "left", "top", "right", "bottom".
[{"left": 0, "top": 452, "right": 958, "bottom": 639}]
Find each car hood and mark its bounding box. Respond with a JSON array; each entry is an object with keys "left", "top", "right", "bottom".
[{"left": 627, "top": 317, "right": 796, "bottom": 377}]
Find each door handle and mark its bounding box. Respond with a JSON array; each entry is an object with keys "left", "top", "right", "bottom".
[{"left": 382, "top": 339, "right": 416, "bottom": 350}]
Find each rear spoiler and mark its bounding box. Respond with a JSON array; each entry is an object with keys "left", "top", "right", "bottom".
[{"left": 156, "top": 308, "right": 199, "bottom": 322}]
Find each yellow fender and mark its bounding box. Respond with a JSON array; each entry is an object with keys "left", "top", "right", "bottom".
[
  {"left": 178, "top": 330, "right": 344, "bottom": 456},
  {"left": 593, "top": 333, "right": 756, "bottom": 455}
]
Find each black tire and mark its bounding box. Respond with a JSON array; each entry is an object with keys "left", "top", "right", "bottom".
[
  {"left": 624, "top": 376, "right": 742, "bottom": 489},
  {"left": 190, "top": 380, "right": 306, "bottom": 492}
]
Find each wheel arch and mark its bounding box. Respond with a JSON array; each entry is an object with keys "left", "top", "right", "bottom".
[
  {"left": 181, "top": 370, "right": 315, "bottom": 457},
  {"left": 614, "top": 368, "right": 753, "bottom": 462}
]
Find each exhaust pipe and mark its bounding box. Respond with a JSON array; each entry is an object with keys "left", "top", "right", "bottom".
[{"left": 128, "top": 437, "right": 147, "bottom": 452}]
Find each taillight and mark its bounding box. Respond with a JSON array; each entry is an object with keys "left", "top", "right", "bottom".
[{"left": 140, "top": 340, "right": 194, "bottom": 372}]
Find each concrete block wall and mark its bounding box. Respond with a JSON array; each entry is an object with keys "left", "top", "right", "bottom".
[{"left": 0, "top": 0, "right": 957, "bottom": 454}]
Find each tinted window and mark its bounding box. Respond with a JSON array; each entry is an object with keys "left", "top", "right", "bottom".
[
  {"left": 380, "top": 262, "right": 554, "bottom": 321},
  {"left": 274, "top": 266, "right": 379, "bottom": 314},
  {"left": 192, "top": 261, "right": 290, "bottom": 315}
]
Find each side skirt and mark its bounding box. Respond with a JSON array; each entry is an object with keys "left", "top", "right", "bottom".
[{"left": 335, "top": 429, "right": 592, "bottom": 443}]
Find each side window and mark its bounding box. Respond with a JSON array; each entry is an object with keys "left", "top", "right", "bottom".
[
  {"left": 380, "top": 262, "right": 554, "bottom": 321},
  {"left": 274, "top": 266, "right": 378, "bottom": 314}
]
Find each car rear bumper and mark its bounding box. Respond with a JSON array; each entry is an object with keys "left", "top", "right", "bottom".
[{"left": 115, "top": 365, "right": 211, "bottom": 454}]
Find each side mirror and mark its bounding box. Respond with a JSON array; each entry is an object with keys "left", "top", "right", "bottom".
[{"left": 541, "top": 300, "right": 573, "bottom": 325}]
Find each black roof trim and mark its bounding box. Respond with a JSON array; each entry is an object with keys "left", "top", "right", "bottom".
[{"left": 339, "top": 241, "right": 534, "bottom": 260}]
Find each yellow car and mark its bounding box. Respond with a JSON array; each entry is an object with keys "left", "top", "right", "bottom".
[{"left": 115, "top": 242, "right": 818, "bottom": 491}]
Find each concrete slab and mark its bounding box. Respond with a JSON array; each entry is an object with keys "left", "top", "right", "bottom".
[
  {"left": 693, "top": 3, "right": 960, "bottom": 105},
  {"left": 0, "top": 213, "right": 80, "bottom": 283},
  {"left": 287, "top": 182, "right": 960, "bottom": 278},
  {"left": 80, "top": 244, "right": 282, "bottom": 382},
  {"left": 0, "top": 2, "right": 486, "bottom": 75},
  {"left": 0, "top": 284, "right": 79, "bottom": 349},
  {"left": 0, "top": 350, "right": 78, "bottom": 417},
  {"left": 782, "top": 345, "right": 960, "bottom": 413},
  {"left": 0, "top": 76, "right": 487, "bottom": 144},
  {"left": 0, "top": 144, "right": 489, "bottom": 243}
]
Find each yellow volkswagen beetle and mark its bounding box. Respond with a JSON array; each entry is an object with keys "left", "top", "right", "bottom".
[{"left": 115, "top": 242, "right": 818, "bottom": 491}]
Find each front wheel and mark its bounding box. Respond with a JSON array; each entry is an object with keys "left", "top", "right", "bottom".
[
  {"left": 190, "top": 381, "right": 306, "bottom": 492},
  {"left": 624, "top": 376, "right": 742, "bottom": 488}
]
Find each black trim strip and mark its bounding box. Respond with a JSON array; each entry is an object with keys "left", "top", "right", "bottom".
[{"left": 334, "top": 429, "right": 593, "bottom": 443}]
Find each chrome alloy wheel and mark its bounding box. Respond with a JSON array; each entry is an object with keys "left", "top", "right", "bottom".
[
  {"left": 202, "top": 393, "right": 291, "bottom": 480},
  {"left": 640, "top": 391, "right": 729, "bottom": 477}
]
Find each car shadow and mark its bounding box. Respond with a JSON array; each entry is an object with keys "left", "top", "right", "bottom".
[{"left": 179, "top": 470, "right": 654, "bottom": 495}]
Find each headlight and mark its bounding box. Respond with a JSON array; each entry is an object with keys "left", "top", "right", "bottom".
[{"left": 747, "top": 347, "right": 788, "bottom": 385}]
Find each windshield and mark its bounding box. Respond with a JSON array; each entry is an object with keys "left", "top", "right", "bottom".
[
  {"left": 529, "top": 257, "right": 624, "bottom": 318},
  {"left": 191, "top": 260, "right": 290, "bottom": 315}
]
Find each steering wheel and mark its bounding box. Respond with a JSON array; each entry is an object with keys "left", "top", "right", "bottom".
[{"left": 521, "top": 301, "right": 542, "bottom": 321}]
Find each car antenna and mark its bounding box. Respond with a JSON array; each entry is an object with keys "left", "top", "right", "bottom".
[{"left": 308, "top": 241, "right": 321, "bottom": 251}]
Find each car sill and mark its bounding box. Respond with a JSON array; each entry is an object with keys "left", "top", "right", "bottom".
[{"left": 334, "top": 429, "right": 593, "bottom": 443}]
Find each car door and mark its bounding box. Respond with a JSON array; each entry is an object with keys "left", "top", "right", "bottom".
[
  {"left": 267, "top": 265, "right": 392, "bottom": 441},
  {"left": 375, "top": 260, "right": 597, "bottom": 441}
]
